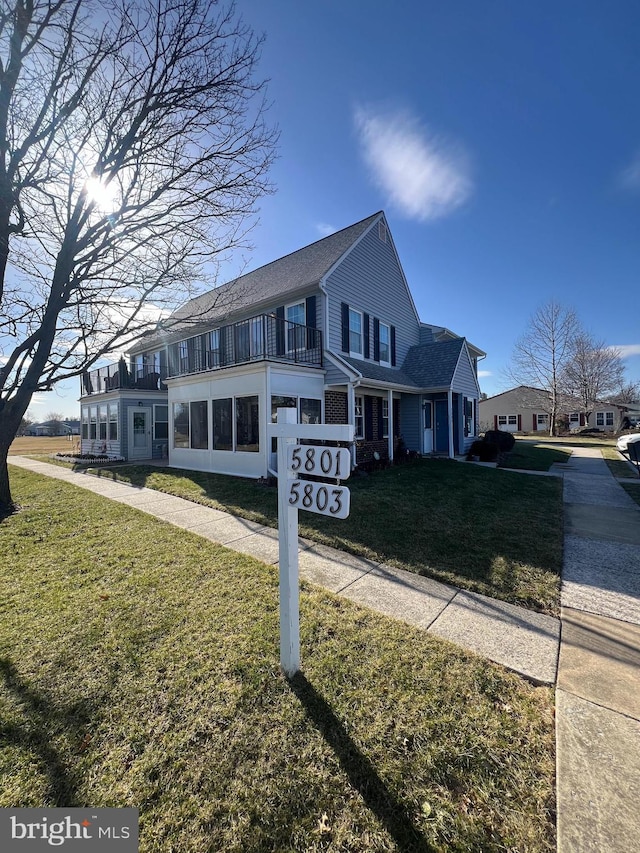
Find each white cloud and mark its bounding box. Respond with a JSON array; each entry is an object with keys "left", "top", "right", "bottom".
[
  {"left": 618, "top": 150, "right": 640, "bottom": 191},
  {"left": 612, "top": 344, "right": 640, "bottom": 358},
  {"left": 316, "top": 222, "right": 337, "bottom": 237},
  {"left": 478, "top": 370, "right": 493, "bottom": 378},
  {"left": 354, "top": 104, "right": 473, "bottom": 221}
]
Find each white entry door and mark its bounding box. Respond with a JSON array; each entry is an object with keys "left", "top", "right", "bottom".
[
  {"left": 128, "top": 407, "right": 152, "bottom": 460},
  {"left": 423, "top": 401, "right": 433, "bottom": 454}
]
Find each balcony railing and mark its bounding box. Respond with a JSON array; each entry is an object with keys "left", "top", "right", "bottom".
[
  {"left": 81, "top": 362, "right": 167, "bottom": 396},
  {"left": 166, "top": 314, "right": 323, "bottom": 379},
  {"left": 81, "top": 314, "right": 323, "bottom": 396}
]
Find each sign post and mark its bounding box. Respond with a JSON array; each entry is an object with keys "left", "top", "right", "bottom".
[
  {"left": 276, "top": 407, "right": 301, "bottom": 677},
  {"left": 270, "top": 408, "right": 354, "bottom": 677}
]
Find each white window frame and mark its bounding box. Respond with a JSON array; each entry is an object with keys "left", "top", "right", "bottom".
[
  {"left": 349, "top": 308, "right": 363, "bottom": 357},
  {"left": 354, "top": 394, "right": 364, "bottom": 439},
  {"left": 536, "top": 413, "right": 549, "bottom": 430},
  {"left": 108, "top": 402, "right": 119, "bottom": 441},
  {"left": 379, "top": 322, "right": 391, "bottom": 366},
  {"left": 507, "top": 415, "right": 517, "bottom": 426},
  {"left": 498, "top": 415, "right": 507, "bottom": 426},
  {"left": 286, "top": 301, "right": 306, "bottom": 353},
  {"left": 381, "top": 398, "right": 389, "bottom": 438},
  {"left": 153, "top": 404, "right": 168, "bottom": 441},
  {"left": 606, "top": 411, "right": 614, "bottom": 427}
]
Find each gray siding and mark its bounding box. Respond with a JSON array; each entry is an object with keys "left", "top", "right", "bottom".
[
  {"left": 325, "top": 222, "right": 420, "bottom": 366},
  {"left": 451, "top": 346, "right": 478, "bottom": 397},
  {"left": 400, "top": 393, "right": 421, "bottom": 452},
  {"left": 324, "top": 361, "right": 350, "bottom": 386}
]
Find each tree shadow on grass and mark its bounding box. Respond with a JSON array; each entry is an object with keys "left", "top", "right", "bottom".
[
  {"left": 288, "top": 672, "right": 436, "bottom": 853},
  {"left": 0, "top": 658, "right": 96, "bottom": 806}
]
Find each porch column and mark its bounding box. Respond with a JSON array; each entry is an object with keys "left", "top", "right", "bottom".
[
  {"left": 448, "top": 389, "right": 454, "bottom": 458},
  {"left": 387, "top": 389, "right": 394, "bottom": 462},
  {"left": 347, "top": 383, "right": 356, "bottom": 467}
]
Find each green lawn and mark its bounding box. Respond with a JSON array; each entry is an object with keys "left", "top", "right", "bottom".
[
  {"left": 64, "top": 459, "right": 563, "bottom": 615},
  {"left": 0, "top": 469, "right": 556, "bottom": 852},
  {"left": 498, "top": 439, "right": 572, "bottom": 472}
]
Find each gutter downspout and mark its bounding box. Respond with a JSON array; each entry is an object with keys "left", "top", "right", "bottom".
[
  {"left": 448, "top": 388, "right": 454, "bottom": 458},
  {"left": 347, "top": 379, "right": 361, "bottom": 468}
]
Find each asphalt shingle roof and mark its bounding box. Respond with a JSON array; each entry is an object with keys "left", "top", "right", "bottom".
[
  {"left": 402, "top": 338, "right": 465, "bottom": 388},
  {"left": 341, "top": 356, "right": 418, "bottom": 388},
  {"left": 139, "top": 212, "right": 382, "bottom": 350}
]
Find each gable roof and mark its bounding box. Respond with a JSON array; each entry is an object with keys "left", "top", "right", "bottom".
[
  {"left": 137, "top": 212, "right": 382, "bottom": 351},
  {"left": 402, "top": 338, "right": 466, "bottom": 388}
]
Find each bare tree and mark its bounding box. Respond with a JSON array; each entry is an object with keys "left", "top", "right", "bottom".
[
  {"left": 0, "top": 0, "right": 276, "bottom": 513},
  {"left": 560, "top": 335, "right": 626, "bottom": 426},
  {"left": 44, "top": 410, "right": 65, "bottom": 434},
  {"left": 610, "top": 380, "right": 640, "bottom": 405},
  {"left": 17, "top": 411, "right": 34, "bottom": 435},
  {"left": 508, "top": 301, "right": 580, "bottom": 436}
]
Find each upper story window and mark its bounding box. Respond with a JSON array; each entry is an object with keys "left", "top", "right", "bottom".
[
  {"left": 379, "top": 322, "right": 391, "bottom": 365},
  {"left": 349, "top": 308, "right": 363, "bottom": 356},
  {"left": 286, "top": 301, "right": 305, "bottom": 352},
  {"left": 209, "top": 329, "right": 220, "bottom": 368}
]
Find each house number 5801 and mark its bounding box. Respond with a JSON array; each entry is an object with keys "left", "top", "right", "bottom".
[{"left": 288, "top": 445, "right": 350, "bottom": 479}]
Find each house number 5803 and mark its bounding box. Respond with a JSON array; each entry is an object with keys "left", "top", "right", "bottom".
[{"left": 287, "top": 480, "right": 350, "bottom": 519}]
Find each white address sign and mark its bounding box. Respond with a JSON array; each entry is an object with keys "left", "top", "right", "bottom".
[
  {"left": 288, "top": 480, "right": 350, "bottom": 519},
  {"left": 287, "top": 445, "right": 351, "bottom": 480}
]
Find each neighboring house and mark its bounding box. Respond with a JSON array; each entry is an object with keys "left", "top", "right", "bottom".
[
  {"left": 26, "top": 420, "right": 81, "bottom": 436},
  {"left": 79, "top": 212, "right": 485, "bottom": 474},
  {"left": 479, "top": 386, "right": 628, "bottom": 433}
]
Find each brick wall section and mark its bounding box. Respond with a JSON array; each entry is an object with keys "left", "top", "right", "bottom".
[
  {"left": 325, "top": 391, "right": 347, "bottom": 424},
  {"left": 324, "top": 390, "right": 402, "bottom": 467}
]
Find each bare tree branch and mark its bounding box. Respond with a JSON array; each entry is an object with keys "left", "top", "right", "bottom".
[
  {"left": 0, "top": 0, "right": 277, "bottom": 510},
  {"left": 507, "top": 300, "right": 580, "bottom": 436}
]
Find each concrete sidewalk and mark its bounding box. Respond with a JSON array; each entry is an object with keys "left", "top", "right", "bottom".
[
  {"left": 8, "top": 455, "right": 560, "bottom": 685},
  {"left": 555, "top": 447, "right": 640, "bottom": 853}
]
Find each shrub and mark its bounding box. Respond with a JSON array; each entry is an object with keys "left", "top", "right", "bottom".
[
  {"left": 484, "top": 430, "right": 516, "bottom": 452},
  {"left": 467, "top": 439, "right": 499, "bottom": 462}
]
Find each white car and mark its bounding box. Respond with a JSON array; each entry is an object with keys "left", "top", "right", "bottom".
[{"left": 617, "top": 433, "right": 640, "bottom": 454}]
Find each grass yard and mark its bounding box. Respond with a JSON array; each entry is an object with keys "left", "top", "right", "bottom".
[
  {"left": 9, "top": 435, "right": 80, "bottom": 456},
  {"left": 65, "top": 459, "right": 563, "bottom": 615},
  {"left": 498, "top": 439, "right": 572, "bottom": 472},
  {"left": 0, "top": 469, "right": 556, "bottom": 853},
  {"left": 599, "top": 445, "right": 639, "bottom": 480}
]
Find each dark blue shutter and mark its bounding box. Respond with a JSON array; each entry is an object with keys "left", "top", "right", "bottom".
[
  {"left": 373, "top": 318, "right": 380, "bottom": 362},
  {"left": 365, "top": 396, "right": 374, "bottom": 440},
  {"left": 377, "top": 397, "right": 384, "bottom": 439},
  {"left": 341, "top": 303, "right": 349, "bottom": 352},
  {"left": 363, "top": 313, "right": 370, "bottom": 359},
  {"left": 305, "top": 295, "right": 317, "bottom": 349},
  {"left": 276, "top": 306, "right": 285, "bottom": 356},
  {"left": 390, "top": 326, "right": 396, "bottom": 366}
]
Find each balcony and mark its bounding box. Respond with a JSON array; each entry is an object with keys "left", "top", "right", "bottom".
[
  {"left": 166, "top": 314, "right": 323, "bottom": 379},
  {"left": 80, "top": 314, "right": 323, "bottom": 397},
  {"left": 81, "top": 360, "right": 167, "bottom": 397}
]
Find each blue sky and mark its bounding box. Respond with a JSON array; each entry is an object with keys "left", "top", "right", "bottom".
[{"left": 41, "top": 0, "right": 640, "bottom": 418}]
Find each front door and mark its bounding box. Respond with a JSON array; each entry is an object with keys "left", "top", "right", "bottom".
[
  {"left": 128, "top": 407, "right": 152, "bottom": 460},
  {"left": 423, "top": 400, "right": 433, "bottom": 454},
  {"left": 434, "top": 399, "right": 449, "bottom": 453}
]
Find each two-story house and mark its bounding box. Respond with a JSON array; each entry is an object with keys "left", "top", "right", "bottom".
[{"left": 79, "top": 212, "right": 485, "bottom": 475}]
